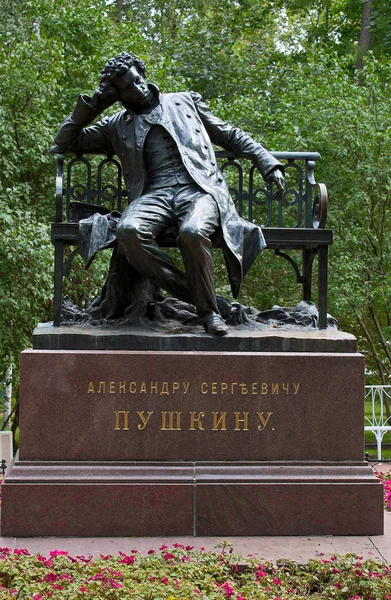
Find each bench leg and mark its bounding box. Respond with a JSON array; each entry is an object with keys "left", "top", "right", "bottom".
[
  {"left": 318, "top": 245, "right": 328, "bottom": 329},
  {"left": 54, "top": 240, "right": 64, "bottom": 327},
  {"left": 302, "top": 249, "right": 316, "bottom": 302}
]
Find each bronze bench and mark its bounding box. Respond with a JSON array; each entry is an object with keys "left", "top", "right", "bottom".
[{"left": 51, "top": 150, "right": 332, "bottom": 328}]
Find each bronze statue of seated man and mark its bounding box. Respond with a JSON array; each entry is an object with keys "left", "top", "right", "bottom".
[{"left": 54, "top": 51, "right": 284, "bottom": 336}]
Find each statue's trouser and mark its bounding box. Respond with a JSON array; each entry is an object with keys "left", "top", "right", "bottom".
[{"left": 116, "top": 183, "right": 221, "bottom": 318}]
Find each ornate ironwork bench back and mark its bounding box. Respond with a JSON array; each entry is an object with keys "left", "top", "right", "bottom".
[{"left": 51, "top": 151, "right": 332, "bottom": 327}]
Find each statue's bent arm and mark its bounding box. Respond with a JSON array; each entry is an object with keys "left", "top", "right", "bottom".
[
  {"left": 54, "top": 95, "right": 113, "bottom": 154},
  {"left": 190, "top": 92, "right": 281, "bottom": 180}
]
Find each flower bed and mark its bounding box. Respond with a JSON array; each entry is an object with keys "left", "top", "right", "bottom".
[
  {"left": 375, "top": 470, "right": 391, "bottom": 510},
  {"left": 0, "top": 545, "right": 390, "bottom": 599}
]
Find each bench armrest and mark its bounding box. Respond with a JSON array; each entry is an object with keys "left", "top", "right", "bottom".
[{"left": 55, "top": 153, "right": 65, "bottom": 223}]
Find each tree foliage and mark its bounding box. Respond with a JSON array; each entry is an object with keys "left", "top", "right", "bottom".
[{"left": 1, "top": 0, "right": 391, "bottom": 388}]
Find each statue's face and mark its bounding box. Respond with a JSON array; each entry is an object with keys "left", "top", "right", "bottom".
[{"left": 115, "top": 66, "right": 149, "bottom": 108}]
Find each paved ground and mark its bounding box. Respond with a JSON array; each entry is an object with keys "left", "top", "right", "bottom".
[
  {"left": 0, "top": 518, "right": 389, "bottom": 563},
  {"left": 0, "top": 462, "right": 389, "bottom": 563}
]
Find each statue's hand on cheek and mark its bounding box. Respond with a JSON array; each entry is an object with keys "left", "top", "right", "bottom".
[{"left": 90, "top": 85, "right": 119, "bottom": 112}]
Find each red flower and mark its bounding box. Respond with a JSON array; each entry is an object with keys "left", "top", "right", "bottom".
[
  {"left": 118, "top": 554, "right": 135, "bottom": 565},
  {"left": 222, "top": 581, "right": 235, "bottom": 597},
  {"left": 256, "top": 570, "right": 267, "bottom": 579},
  {"left": 49, "top": 550, "right": 68, "bottom": 557},
  {"left": 163, "top": 552, "right": 175, "bottom": 560}
]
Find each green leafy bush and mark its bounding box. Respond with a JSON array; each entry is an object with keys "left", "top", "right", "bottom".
[{"left": 0, "top": 544, "right": 390, "bottom": 599}]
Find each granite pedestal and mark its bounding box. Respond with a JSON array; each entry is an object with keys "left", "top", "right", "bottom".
[{"left": 1, "top": 325, "right": 384, "bottom": 536}]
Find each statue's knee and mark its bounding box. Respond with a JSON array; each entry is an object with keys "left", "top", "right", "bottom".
[
  {"left": 178, "top": 225, "right": 205, "bottom": 248},
  {"left": 117, "top": 221, "right": 139, "bottom": 246}
]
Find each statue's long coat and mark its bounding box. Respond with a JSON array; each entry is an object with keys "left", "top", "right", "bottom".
[{"left": 55, "top": 85, "right": 281, "bottom": 297}]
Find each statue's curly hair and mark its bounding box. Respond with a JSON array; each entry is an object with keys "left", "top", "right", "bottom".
[{"left": 99, "top": 51, "right": 147, "bottom": 89}]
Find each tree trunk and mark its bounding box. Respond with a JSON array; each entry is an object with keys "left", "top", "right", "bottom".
[
  {"left": 115, "top": 0, "right": 125, "bottom": 22},
  {"left": 3, "top": 364, "right": 12, "bottom": 429},
  {"left": 355, "top": 0, "right": 374, "bottom": 73}
]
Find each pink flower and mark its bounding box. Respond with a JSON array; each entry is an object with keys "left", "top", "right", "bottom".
[
  {"left": 222, "top": 581, "right": 235, "bottom": 597},
  {"left": 111, "top": 581, "right": 123, "bottom": 588},
  {"left": 335, "top": 582, "right": 342, "bottom": 589},
  {"left": 79, "top": 587, "right": 88, "bottom": 592},
  {"left": 118, "top": 554, "right": 135, "bottom": 565},
  {"left": 51, "top": 585, "right": 63, "bottom": 590},
  {"left": 256, "top": 570, "right": 267, "bottom": 579},
  {"left": 37, "top": 555, "right": 47, "bottom": 563},
  {"left": 273, "top": 578, "right": 281, "bottom": 585},
  {"left": 49, "top": 550, "right": 68, "bottom": 557},
  {"left": 149, "top": 577, "right": 156, "bottom": 582},
  {"left": 33, "top": 596, "right": 43, "bottom": 600},
  {"left": 186, "top": 545, "right": 194, "bottom": 550},
  {"left": 332, "top": 568, "right": 341, "bottom": 574},
  {"left": 159, "top": 544, "right": 168, "bottom": 550},
  {"left": 173, "top": 543, "right": 184, "bottom": 548},
  {"left": 89, "top": 574, "right": 109, "bottom": 582},
  {"left": 163, "top": 552, "right": 175, "bottom": 560},
  {"left": 161, "top": 577, "right": 169, "bottom": 585},
  {"left": 45, "top": 573, "right": 58, "bottom": 582},
  {"left": 14, "top": 549, "right": 29, "bottom": 556},
  {"left": 147, "top": 549, "right": 156, "bottom": 554},
  {"left": 182, "top": 555, "right": 190, "bottom": 562}
]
